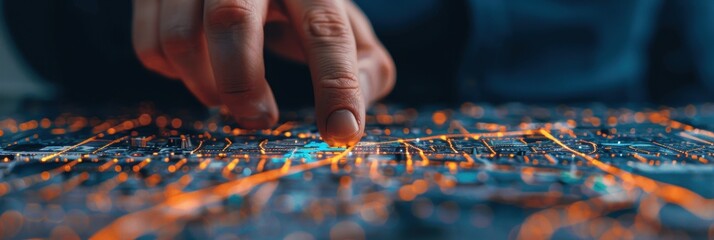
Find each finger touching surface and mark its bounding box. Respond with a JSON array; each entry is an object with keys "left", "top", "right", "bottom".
[
  {"left": 203, "top": 0, "right": 278, "bottom": 129},
  {"left": 284, "top": 0, "right": 364, "bottom": 146}
]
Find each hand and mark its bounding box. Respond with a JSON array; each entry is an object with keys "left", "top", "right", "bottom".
[{"left": 132, "top": 0, "right": 395, "bottom": 146}]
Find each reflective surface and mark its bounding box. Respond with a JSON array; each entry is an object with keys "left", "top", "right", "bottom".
[{"left": 1, "top": 103, "right": 714, "bottom": 239}]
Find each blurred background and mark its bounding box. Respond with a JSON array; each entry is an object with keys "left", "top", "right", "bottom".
[{"left": 1, "top": 0, "right": 713, "bottom": 115}]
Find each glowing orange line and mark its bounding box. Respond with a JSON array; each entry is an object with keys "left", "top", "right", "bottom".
[
  {"left": 272, "top": 122, "right": 296, "bottom": 134},
  {"left": 97, "top": 160, "right": 117, "bottom": 172},
  {"left": 0, "top": 160, "right": 79, "bottom": 196},
  {"left": 257, "top": 156, "right": 267, "bottom": 172},
  {"left": 43, "top": 116, "right": 145, "bottom": 162},
  {"left": 481, "top": 139, "right": 496, "bottom": 155},
  {"left": 189, "top": 140, "right": 203, "bottom": 154},
  {"left": 402, "top": 141, "right": 414, "bottom": 173},
  {"left": 578, "top": 140, "right": 598, "bottom": 155},
  {"left": 517, "top": 191, "right": 635, "bottom": 240},
  {"left": 632, "top": 153, "right": 648, "bottom": 163},
  {"left": 462, "top": 153, "right": 475, "bottom": 164},
  {"left": 543, "top": 154, "right": 557, "bottom": 164},
  {"left": 41, "top": 136, "right": 97, "bottom": 162},
  {"left": 91, "top": 146, "right": 354, "bottom": 239},
  {"left": 222, "top": 138, "right": 233, "bottom": 151},
  {"left": 402, "top": 141, "right": 430, "bottom": 166},
  {"left": 652, "top": 141, "right": 686, "bottom": 156},
  {"left": 540, "top": 129, "right": 714, "bottom": 219},
  {"left": 222, "top": 158, "right": 240, "bottom": 178},
  {"left": 92, "top": 136, "right": 128, "bottom": 154},
  {"left": 416, "top": 149, "right": 430, "bottom": 166},
  {"left": 357, "top": 130, "right": 535, "bottom": 147},
  {"left": 198, "top": 159, "right": 212, "bottom": 170},
  {"left": 445, "top": 138, "right": 459, "bottom": 153},
  {"left": 259, "top": 139, "right": 268, "bottom": 154},
  {"left": 38, "top": 172, "right": 90, "bottom": 201}
]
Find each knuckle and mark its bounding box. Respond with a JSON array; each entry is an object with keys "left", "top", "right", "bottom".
[
  {"left": 319, "top": 71, "right": 360, "bottom": 90},
  {"left": 160, "top": 25, "right": 202, "bottom": 53},
  {"left": 311, "top": 39, "right": 352, "bottom": 53},
  {"left": 205, "top": 0, "right": 259, "bottom": 31},
  {"left": 218, "top": 80, "right": 256, "bottom": 95},
  {"left": 303, "top": 7, "right": 350, "bottom": 39}
]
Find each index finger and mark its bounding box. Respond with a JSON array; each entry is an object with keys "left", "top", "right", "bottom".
[
  {"left": 203, "top": 0, "right": 279, "bottom": 129},
  {"left": 284, "top": 0, "right": 364, "bottom": 146}
]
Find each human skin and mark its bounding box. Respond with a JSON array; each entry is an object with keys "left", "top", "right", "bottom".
[{"left": 131, "top": 0, "right": 396, "bottom": 146}]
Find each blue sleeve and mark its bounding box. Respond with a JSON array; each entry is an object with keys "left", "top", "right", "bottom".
[{"left": 679, "top": 1, "right": 714, "bottom": 92}]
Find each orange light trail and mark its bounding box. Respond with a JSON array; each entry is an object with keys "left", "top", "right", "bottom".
[
  {"left": 517, "top": 191, "right": 636, "bottom": 240},
  {"left": 578, "top": 140, "right": 598, "bottom": 155},
  {"left": 41, "top": 136, "right": 97, "bottom": 162},
  {"left": 198, "top": 159, "right": 212, "bottom": 170},
  {"left": 357, "top": 130, "right": 536, "bottom": 147},
  {"left": 679, "top": 132, "right": 714, "bottom": 145},
  {"left": 97, "top": 160, "right": 117, "bottom": 172},
  {"left": 132, "top": 158, "right": 151, "bottom": 171},
  {"left": 543, "top": 154, "right": 557, "bottom": 165},
  {"left": 256, "top": 156, "right": 268, "bottom": 172},
  {"left": 0, "top": 160, "right": 80, "bottom": 197},
  {"left": 222, "top": 158, "right": 240, "bottom": 178},
  {"left": 92, "top": 136, "right": 128, "bottom": 154},
  {"left": 401, "top": 141, "right": 414, "bottom": 174},
  {"left": 91, "top": 146, "right": 355, "bottom": 239},
  {"left": 628, "top": 145, "right": 651, "bottom": 155},
  {"left": 189, "top": 140, "right": 203, "bottom": 154},
  {"left": 272, "top": 122, "right": 296, "bottom": 135},
  {"left": 632, "top": 153, "right": 649, "bottom": 163},
  {"left": 41, "top": 115, "right": 148, "bottom": 162},
  {"left": 445, "top": 137, "right": 459, "bottom": 153},
  {"left": 259, "top": 139, "right": 268, "bottom": 154},
  {"left": 481, "top": 139, "right": 496, "bottom": 156},
  {"left": 222, "top": 138, "right": 233, "bottom": 151},
  {"left": 651, "top": 141, "right": 686, "bottom": 156},
  {"left": 402, "top": 141, "right": 430, "bottom": 166},
  {"left": 38, "top": 172, "right": 90, "bottom": 201},
  {"left": 416, "top": 148, "right": 430, "bottom": 166},
  {"left": 540, "top": 129, "right": 714, "bottom": 219},
  {"left": 461, "top": 153, "right": 475, "bottom": 165}
]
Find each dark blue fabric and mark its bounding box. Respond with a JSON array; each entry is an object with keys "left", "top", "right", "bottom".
[
  {"left": 357, "top": 0, "right": 714, "bottom": 103},
  {"left": 5, "top": 1, "right": 714, "bottom": 106}
]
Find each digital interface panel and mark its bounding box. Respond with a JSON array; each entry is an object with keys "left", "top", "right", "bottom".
[{"left": 1, "top": 103, "right": 714, "bottom": 239}]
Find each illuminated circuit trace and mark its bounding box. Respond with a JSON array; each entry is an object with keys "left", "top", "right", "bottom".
[{"left": 2, "top": 103, "right": 714, "bottom": 239}]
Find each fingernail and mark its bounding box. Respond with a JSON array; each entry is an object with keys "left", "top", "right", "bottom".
[{"left": 327, "top": 109, "right": 359, "bottom": 139}]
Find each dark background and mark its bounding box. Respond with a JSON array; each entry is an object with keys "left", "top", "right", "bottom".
[{"left": 1, "top": 0, "right": 702, "bottom": 111}]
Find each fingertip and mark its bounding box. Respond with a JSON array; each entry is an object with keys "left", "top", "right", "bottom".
[
  {"left": 224, "top": 87, "right": 280, "bottom": 130},
  {"left": 323, "top": 109, "right": 363, "bottom": 147}
]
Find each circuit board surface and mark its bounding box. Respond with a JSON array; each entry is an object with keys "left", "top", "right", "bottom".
[{"left": 2, "top": 103, "right": 714, "bottom": 239}]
